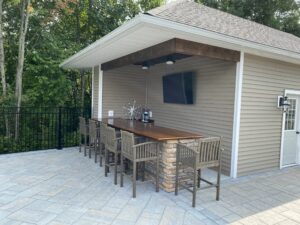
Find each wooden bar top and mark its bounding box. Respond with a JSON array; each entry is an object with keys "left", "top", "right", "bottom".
[{"left": 97, "top": 118, "right": 203, "bottom": 141}]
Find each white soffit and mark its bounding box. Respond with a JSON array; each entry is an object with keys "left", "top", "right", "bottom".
[{"left": 60, "top": 14, "right": 300, "bottom": 69}]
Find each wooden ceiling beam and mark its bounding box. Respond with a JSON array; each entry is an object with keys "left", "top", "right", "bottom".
[
  {"left": 102, "top": 38, "right": 240, "bottom": 71},
  {"left": 175, "top": 38, "right": 240, "bottom": 62},
  {"left": 102, "top": 39, "right": 176, "bottom": 71}
]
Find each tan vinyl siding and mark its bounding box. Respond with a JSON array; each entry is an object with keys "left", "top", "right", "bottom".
[
  {"left": 101, "top": 56, "right": 236, "bottom": 175},
  {"left": 92, "top": 66, "right": 99, "bottom": 118},
  {"left": 102, "top": 66, "right": 146, "bottom": 118},
  {"left": 146, "top": 56, "right": 236, "bottom": 175},
  {"left": 238, "top": 54, "right": 300, "bottom": 176}
]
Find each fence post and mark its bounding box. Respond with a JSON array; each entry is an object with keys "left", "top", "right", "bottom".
[{"left": 57, "top": 107, "right": 63, "bottom": 150}]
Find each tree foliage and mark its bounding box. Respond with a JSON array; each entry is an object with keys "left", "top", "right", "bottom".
[
  {"left": 198, "top": 0, "right": 300, "bottom": 36},
  {"left": 0, "top": 0, "right": 165, "bottom": 108},
  {"left": 1, "top": 0, "right": 300, "bottom": 109}
]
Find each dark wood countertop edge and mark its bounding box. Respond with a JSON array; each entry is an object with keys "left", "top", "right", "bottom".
[{"left": 93, "top": 118, "right": 203, "bottom": 141}]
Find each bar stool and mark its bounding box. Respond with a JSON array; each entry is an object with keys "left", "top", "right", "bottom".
[
  {"left": 88, "top": 119, "right": 100, "bottom": 162},
  {"left": 79, "top": 117, "right": 88, "bottom": 155},
  {"left": 120, "top": 130, "right": 160, "bottom": 198},
  {"left": 175, "top": 137, "right": 223, "bottom": 207},
  {"left": 99, "top": 121, "right": 107, "bottom": 167},
  {"left": 104, "top": 126, "right": 121, "bottom": 185}
]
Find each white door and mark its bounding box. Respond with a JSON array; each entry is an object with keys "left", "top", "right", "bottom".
[{"left": 282, "top": 95, "right": 300, "bottom": 167}]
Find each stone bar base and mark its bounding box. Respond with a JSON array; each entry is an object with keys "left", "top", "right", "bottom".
[{"left": 146, "top": 139, "right": 198, "bottom": 192}]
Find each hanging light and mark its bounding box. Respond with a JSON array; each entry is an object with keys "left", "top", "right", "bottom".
[
  {"left": 166, "top": 56, "right": 175, "bottom": 65},
  {"left": 142, "top": 62, "right": 149, "bottom": 70},
  {"left": 278, "top": 96, "right": 290, "bottom": 112},
  {"left": 166, "top": 60, "right": 175, "bottom": 65}
]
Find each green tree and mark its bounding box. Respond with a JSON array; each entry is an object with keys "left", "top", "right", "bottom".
[
  {"left": 0, "top": 0, "right": 165, "bottom": 150},
  {"left": 138, "top": 0, "right": 165, "bottom": 12},
  {"left": 1, "top": 0, "right": 165, "bottom": 109},
  {"left": 198, "top": 0, "right": 300, "bottom": 36}
]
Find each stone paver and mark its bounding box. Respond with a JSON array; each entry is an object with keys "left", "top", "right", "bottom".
[{"left": 0, "top": 148, "right": 300, "bottom": 225}]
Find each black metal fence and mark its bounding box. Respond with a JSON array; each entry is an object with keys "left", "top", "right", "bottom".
[{"left": 0, "top": 107, "right": 90, "bottom": 154}]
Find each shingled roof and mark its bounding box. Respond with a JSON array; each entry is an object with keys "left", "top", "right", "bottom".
[{"left": 147, "top": 0, "right": 300, "bottom": 54}]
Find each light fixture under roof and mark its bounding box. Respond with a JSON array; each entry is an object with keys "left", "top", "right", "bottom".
[
  {"left": 166, "top": 56, "right": 175, "bottom": 65},
  {"left": 166, "top": 60, "right": 175, "bottom": 65},
  {"left": 142, "top": 62, "right": 149, "bottom": 70}
]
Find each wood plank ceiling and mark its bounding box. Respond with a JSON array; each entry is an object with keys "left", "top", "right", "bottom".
[{"left": 102, "top": 38, "right": 240, "bottom": 71}]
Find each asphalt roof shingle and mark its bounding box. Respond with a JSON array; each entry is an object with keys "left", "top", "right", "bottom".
[{"left": 147, "top": 0, "right": 300, "bottom": 54}]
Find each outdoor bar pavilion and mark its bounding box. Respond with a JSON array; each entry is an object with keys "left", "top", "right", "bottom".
[
  {"left": 61, "top": 0, "right": 300, "bottom": 188},
  {"left": 63, "top": 38, "right": 239, "bottom": 192}
]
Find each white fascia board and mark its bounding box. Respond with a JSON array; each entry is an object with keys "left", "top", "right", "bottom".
[
  {"left": 140, "top": 15, "right": 300, "bottom": 64},
  {"left": 59, "top": 15, "right": 144, "bottom": 68}
]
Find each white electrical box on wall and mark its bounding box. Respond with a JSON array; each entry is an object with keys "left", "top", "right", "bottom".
[{"left": 108, "top": 110, "right": 114, "bottom": 117}]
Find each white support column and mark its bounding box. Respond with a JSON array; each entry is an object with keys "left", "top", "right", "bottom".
[
  {"left": 98, "top": 66, "right": 103, "bottom": 119},
  {"left": 91, "top": 66, "right": 95, "bottom": 117},
  {"left": 231, "top": 51, "right": 244, "bottom": 178}
]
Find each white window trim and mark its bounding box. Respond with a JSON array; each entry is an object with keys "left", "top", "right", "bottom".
[
  {"left": 231, "top": 51, "right": 244, "bottom": 178},
  {"left": 280, "top": 89, "right": 300, "bottom": 169}
]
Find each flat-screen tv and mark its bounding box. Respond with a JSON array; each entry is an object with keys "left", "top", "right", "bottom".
[{"left": 162, "top": 72, "right": 194, "bottom": 104}]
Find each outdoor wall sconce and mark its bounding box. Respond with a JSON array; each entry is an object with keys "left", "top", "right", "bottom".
[{"left": 278, "top": 96, "right": 290, "bottom": 112}]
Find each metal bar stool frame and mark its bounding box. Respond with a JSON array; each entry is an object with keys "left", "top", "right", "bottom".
[
  {"left": 104, "top": 126, "right": 121, "bottom": 185},
  {"left": 120, "top": 130, "right": 160, "bottom": 198},
  {"left": 175, "top": 137, "right": 223, "bottom": 207},
  {"left": 98, "top": 121, "right": 107, "bottom": 167},
  {"left": 87, "top": 119, "right": 100, "bottom": 163},
  {"left": 79, "top": 117, "right": 88, "bottom": 156}
]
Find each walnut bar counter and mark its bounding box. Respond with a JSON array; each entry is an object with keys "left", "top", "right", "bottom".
[{"left": 99, "top": 118, "right": 203, "bottom": 192}]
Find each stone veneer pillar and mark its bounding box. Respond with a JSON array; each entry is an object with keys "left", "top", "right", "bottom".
[{"left": 146, "top": 139, "right": 197, "bottom": 192}]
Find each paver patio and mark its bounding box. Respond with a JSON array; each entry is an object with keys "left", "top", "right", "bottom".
[{"left": 0, "top": 148, "right": 300, "bottom": 225}]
